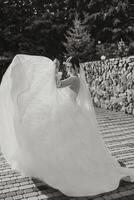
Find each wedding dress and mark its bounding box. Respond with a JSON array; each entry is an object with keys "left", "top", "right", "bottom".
[{"left": 0, "top": 54, "right": 134, "bottom": 197}]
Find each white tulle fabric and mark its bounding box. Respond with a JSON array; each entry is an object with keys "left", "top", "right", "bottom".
[{"left": 0, "top": 54, "right": 134, "bottom": 197}]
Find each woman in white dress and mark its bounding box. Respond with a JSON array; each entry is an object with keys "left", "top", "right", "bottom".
[{"left": 0, "top": 54, "right": 134, "bottom": 197}]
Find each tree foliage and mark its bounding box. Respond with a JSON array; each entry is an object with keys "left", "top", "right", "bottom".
[
  {"left": 84, "top": 0, "right": 134, "bottom": 43},
  {"left": 0, "top": 0, "right": 133, "bottom": 60},
  {"left": 63, "top": 14, "right": 94, "bottom": 62}
]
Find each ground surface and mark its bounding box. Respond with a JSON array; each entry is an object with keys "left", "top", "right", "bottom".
[{"left": 1, "top": 108, "right": 134, "bottom": 200}]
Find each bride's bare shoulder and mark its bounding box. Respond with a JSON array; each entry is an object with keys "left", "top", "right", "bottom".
[{"left": 72, "top": 76, "right": 80, "bottom": 83}]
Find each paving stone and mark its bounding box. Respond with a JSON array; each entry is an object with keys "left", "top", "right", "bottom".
[
  {"left": 27, "top": 197, "right": 38, "bottom": 200},
  {"left": 13, "top": 195, "right": 23, "bottom": 200},
  {"left": 6, "top": 192, "right": 17, "bottom": 197},
  {"left": 7, "top": 180, "right": 16, "bottom": 185},
  {"left": 9, "top": 187, "right": 19, "bottom": 192},
  {"left": 19, "top": 199, "right": 27, "bottom": 200},
  {"left": 37, "top": 191, "right": 42, "bottom": 195},
  {"left": 33, "top": 187, "right": 40, "bottom": 192},
  {"left": 0, "top": 182, "right": 6, "bottom": 186},
  {"left": 52, "top": 191, "right": 63, "bottom": 197},
  {"left": 10, "top": 177, "right": 18, "bottom": 181},
  {"left": 128, "top": 195, "right": 134, "bottom": 200},
  {"left": 43, "top": 193, "right": 58, "bottom": 198},
  {"left": 2, "top": 178, "right": 11, "bottom": 182},
  {"left": 120, "top": 190, "right": 134, "bottom": 196},
  {"left": 19, "top": 184, "right": 34, "bottom": 190},
  {"left": 2, "top": 188, "right": 10, "bottom": 193},
  {"left": 20, "top": 181, "right": 30, "bottom": 186},
  {"left": 109, "top": 193, "right": 123, "bottom": 199},
  {"left": 4, "top": 184, "right": 14, "bottom": 189},
  {"left": 103, "top": 195, "right": 113, "bottom": 200},
  {"left": 5, "top": 197, "right": 13, "bottom": 200},
  {"left": 16, "top": 190, "right": 24, "bottom": 195},
  {"left": 0, "top": 186, "right": 4, "bottom": 190},
  {"left": 23, "top": 188, "right": 33, "bottom": 194},
  {"left": 38, "top": 194, "right": 49, "bottom": 199},
  {"left": 93, "top": 198, "right": 104, "bottom": 200},
  {"left": 23, "top": 192, "right": 38, "bottom": 198},
  {"left": 13, "top": 183, "right": 20, "bottom": 187},
  {"left": 0, "top": 193, "right": 6, "bottom": 198},
  {"left": 125, "top": 190, "right": 134, "bottom": 195},
  {"left": 117, "top": 191, "right": 129, "bottom": 197}
]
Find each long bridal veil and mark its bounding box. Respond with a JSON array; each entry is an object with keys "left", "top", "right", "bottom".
[
  {"left": 0, "top": 54, "right": 56, "bottom": 173},
  {"left": 1, "top": 54, "right": 134, "bottom": 197},
  {"left": 77, "top": 66, "right": 98, "bottom": 125}
]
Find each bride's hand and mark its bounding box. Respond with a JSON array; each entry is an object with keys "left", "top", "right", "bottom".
[
  {"left": 54, "top": 58, "right": 60, "bottom": 71},
  {"left": 54, "top": 58, "right": 60, "bottom": 79},
  {"left": 54, "top": 58, "right": 61, "bottom": 87}
]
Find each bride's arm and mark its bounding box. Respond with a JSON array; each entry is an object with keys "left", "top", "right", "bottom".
[{"left": 57, "top": 77, "right": 77, "bottom": 88}]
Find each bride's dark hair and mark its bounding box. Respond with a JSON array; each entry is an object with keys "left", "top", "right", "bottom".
[{"left": 69, "top": 56, "right": 80, "bottom": 73}]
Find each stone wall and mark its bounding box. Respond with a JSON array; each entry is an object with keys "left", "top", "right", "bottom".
[{"left": 82, "top": 56, "right": 134, "bottom": 115}]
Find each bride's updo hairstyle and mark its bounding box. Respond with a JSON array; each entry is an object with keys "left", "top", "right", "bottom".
[
  {"left": 69, "top": 56, "right": 80, "bottom": 73},
  {"left": 66, "top": 56, "right": 80, "bottom": 74}
]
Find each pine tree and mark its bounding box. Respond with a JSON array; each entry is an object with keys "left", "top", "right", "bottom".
[{"left": 63, "top": 14, "right": 94, "bottom": 62}]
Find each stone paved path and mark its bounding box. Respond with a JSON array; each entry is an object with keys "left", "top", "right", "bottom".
[{"left": 1, "top": 108, "right": 134, "bottom": 200}]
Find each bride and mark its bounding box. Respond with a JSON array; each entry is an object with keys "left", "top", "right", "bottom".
[{"left": 0, "top": 54, "right": 134, "bottom": 197}]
